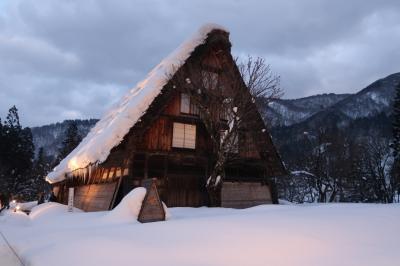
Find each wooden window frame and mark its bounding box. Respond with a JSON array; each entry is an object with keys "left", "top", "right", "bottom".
[
  {"left": 180, "top": 93, "right": 199, "bottom": 116},
  {"left": 180, "top": 93, "right": 190, "bottom": 114},
  {"left": 172, "top": 122, "right": 197, "bottom": 150}
]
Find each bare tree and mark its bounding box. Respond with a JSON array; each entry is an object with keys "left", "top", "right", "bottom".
[
  {"left": 237, "top": 56, "right": 283, "bottom": 102},
  {"left": 171, "top": 56, "right": 282, "bottom": 206},
  {"left": 363, "top": 138, "right": 395, "bottom": 203}
]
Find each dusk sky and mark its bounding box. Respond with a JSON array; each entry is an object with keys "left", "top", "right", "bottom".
[{"left": 0, "top": 0, "right": 399, "bottom": 127}]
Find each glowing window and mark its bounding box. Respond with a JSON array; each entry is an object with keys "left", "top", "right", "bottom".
[{"left": 172, "top": 122, "right": 196, "bottom": 149}]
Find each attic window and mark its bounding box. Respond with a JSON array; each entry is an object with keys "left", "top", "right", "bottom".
[
  {"left": 181, "top": 93, "right": 190, "bottom": 113},
  {"left": 180, "top": 93, "right": 199, "bottom": 115},
  {"left": 172, "top": 122, "right": 196, "bottom": 149}
]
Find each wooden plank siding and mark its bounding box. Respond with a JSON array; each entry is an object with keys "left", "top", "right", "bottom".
[
  {"left": 221, "top": 182, "right": 273, "bottom": 208},
  {"left": 73, "top": 181, "right": 121, "bottom": 211}
]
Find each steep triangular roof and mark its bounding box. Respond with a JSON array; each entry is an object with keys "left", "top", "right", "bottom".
[{"left": 47, "top": 23, "right": 228, "bottom": 183}]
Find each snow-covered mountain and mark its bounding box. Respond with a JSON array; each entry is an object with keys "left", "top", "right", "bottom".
[
  {"left": 266, "top": 93, "right": 350, "bottom": 126},
  {"left": 269, "top": 72, "right": 399, "bottom": 165},
  {"left": 332, "top": 72, "right": 400, "bottom": 119},
  {"left": 265, "top": 72, "right": 400, "bottom": 127},
  {"left": 31, "top": 119, "right": 98, "bottom": 158}
]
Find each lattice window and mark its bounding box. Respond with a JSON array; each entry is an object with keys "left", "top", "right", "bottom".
[{"left": 172, "top": 122, "right": 196, "bottom": 149}]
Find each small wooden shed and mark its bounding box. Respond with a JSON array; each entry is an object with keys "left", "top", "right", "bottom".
[{"left": 138, "top": 179, "right": 165, "bottom": 223}]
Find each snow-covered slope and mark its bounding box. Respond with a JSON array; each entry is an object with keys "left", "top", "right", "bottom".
[
  {"left": 266, "top": 93, "right": 350, "bottom": 126},
  {"left": 264, "top": 72, "right": 400, "bottom": 128},
  {"left": 31, "top": 119, "right": 97, "bottom": 158},
  {"left": 0, "top": 204, "right": 399, "bottom": 266},
  {"left": 47, "top": 23, "right": 228, "bottom": 183},
  {"left": 333, "top": 72, "right": 400, "bottom": 119}
]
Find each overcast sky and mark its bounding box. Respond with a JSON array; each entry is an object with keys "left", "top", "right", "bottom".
[{"left": 0, "top": 0, "right": 399, "bottom": 127}]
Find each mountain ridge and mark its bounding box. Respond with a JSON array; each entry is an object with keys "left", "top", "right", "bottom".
[{"left": 266, "top": 72, "right": 400, "bottom": 127}]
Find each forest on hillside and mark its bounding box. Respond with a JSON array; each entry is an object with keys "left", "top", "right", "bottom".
[{"left": 0, "top": 106, "right": 82, "bottom": 201}]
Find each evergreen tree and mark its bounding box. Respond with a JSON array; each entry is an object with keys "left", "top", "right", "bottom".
[
  {"left": 33, "top": 147, "right": 51, "bottom": 193},
  {"left": 0, "top": 118, "right": 5, "bottom": 192},
  {"left": 5, "top": 105, "right": 21, "bottom": 129},
  {"left": 0, "top": 106, "right": 35, "bottom": 199},
  {"left": 56, "top": 121, "right": 82, "bottom": 164},
  {"left": 392, "top": 82, "right": 400, "bottom": 157},
  {"left": 391, "top": 82, "right": 400, "bottom": 201}
]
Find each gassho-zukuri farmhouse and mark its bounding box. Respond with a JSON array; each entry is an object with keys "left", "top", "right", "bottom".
[{"left": 46, "top": 24, "right": 287, "bottom": 221}]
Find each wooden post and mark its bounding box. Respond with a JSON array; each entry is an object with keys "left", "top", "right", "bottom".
[{"left": 68, "top": 187, "right": 74, "bottom": 212}]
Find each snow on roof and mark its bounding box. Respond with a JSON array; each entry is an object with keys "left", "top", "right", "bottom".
[
  {"left": 291, "top": 170, "right": 315, "bottom": 176},
  {"left": 46, "top": 23, "right": 228, "bottom": 183}
]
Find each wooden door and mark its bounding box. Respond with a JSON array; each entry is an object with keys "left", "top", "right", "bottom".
[{"left": 166, "top": 174, "right": 208, "bottom": 207}]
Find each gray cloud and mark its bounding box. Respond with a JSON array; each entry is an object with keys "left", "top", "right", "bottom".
[{"left": 0, "top": 0, "right": 399, "bottom": 126}]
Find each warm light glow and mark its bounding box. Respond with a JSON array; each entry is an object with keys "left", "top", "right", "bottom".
[
  {"left": 14, "top": 205, "right": 21, "bottom": 212},
  {"left": 68, "top": 158, "right": 79, "bottom": 170},
  {"left": 12, "top": 200, "right": 16, "bottom": 204}
]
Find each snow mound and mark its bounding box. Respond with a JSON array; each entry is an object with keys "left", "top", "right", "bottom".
[
  {"left": 18, "top": 201, "right": 38, "bottom": 211},
  {"left": 278, "top": 199, "right": 294, "bottom": 205},
  {"left": 104, "top": 187, "right": 147, "bottom": 223},
  {"left": 47, "top": 23, "right": 228, "bottom": 183},
  {"left": 29, "top": 202, "right": 83, "bottom": 221},
  {"left": 0, "top": 210, "right": 30, "bottom": 225}
]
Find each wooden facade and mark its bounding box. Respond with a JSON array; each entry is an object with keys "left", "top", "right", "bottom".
[{"left": 52, "top": 29, "right": 286, "bottom": 212}]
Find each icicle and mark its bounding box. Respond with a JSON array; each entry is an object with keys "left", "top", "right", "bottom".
[{"left": 216, "top": 175, "right": 221, "bottom": 185}]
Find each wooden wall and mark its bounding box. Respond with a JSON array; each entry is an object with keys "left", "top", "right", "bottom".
[
  {"left": 221, "top": 182, "right": 273, "bottom": 208},
  {"left": 166, "top": 173, "right": 208, "bottom": 207},
  {"left": 73, "top": 180, "right": 120, "bottom": 211}
]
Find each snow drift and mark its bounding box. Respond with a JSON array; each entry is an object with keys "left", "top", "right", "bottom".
[
  {"left": 0, "top": 210, "right": 30, "bottom": 226},
  {"left": 1, "top": 203, "right": 399, "bottom": 266},
  {"left": 17, "top": 201, "right": 38, "bottom": 212},
  {"left": 104, "top": 187, "right": 147, "bottom": 223},
  {"left": 29, "top": 202, "right": 83, "bottom": 221}
]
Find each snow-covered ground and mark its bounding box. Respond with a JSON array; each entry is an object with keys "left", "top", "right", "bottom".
[{"left": 0, "top": 200, "right": 399, "bottom": 266}]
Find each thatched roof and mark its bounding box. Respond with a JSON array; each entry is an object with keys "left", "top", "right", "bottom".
[{"left": 47, "top": 23, "right": 228, "bottom": 183}]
